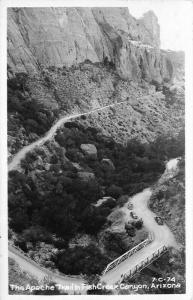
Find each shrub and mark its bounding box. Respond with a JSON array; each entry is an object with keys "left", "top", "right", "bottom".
[
  {"left": 103, "top": 231, "right": 127, "bottom": 255},
  {"left": 106, "top": 184, "right": 123, "bottom": 199},
  {"left": 133, "top": 219, "right": 143, "bottom": 230},
  {"left": 55, "top": 245, "right": 110, "bottom": 275},
  {"left": 8, "top": 72, "right": 28, "bottom": 92},
  {"left": 101, "top": 198, "right": 116, "bottom": 209},
  {"left": 21, "top": 226, "right": 52, "bottom": 245},
  {"left": 81, "top": 207, "right": 106, "bottom": 235}
]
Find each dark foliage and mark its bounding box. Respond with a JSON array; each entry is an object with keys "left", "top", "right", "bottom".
[
  {"left": 8, "top": 124, "right": 184, "bottom": 239},
  {"left": 54, "top": 245, "right": 110, "bottom": 275},
  {"left": 8, "top": 118, "right": 184, "bottom": 276},
  {"left": 131, "top": 219, "right": 143, "bottom": 230},
  {"left": 103, "top": 231, "right": 127, "bottom": 256},
  {"left": 8, "top": 73, "right": 56, "bottom": 139}
]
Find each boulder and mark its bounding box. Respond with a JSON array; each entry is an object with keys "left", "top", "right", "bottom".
[
  {"left": 80, "top": 144, "right": 97, "bottom": 159},
  {"left": 77, "top": 171, "right": 95, "bottom": 182}
]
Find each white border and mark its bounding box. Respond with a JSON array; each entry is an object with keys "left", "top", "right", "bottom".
[
  {"left": 0, "top": 0, "right": 193, "bottom": 300},
  {"left": 2, "top": 0, "right": 129, "bottom": 7}
]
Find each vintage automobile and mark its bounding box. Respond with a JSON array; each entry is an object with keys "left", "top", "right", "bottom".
[
  {"left": 130, "top": 211, "right": 138, "bottom": 219},
  {"left": 127, "top": 202, "right": 133, "bottom": 210},
  {"left": 154, "top": 216, "right": 164, "bottom": 225}
]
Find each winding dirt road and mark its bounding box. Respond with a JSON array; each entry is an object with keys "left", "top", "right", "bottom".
[
  {"left": 8, "top": 99, "right": 180, "bottom": 291},
  {"left": 101, "top": 162, "right": 179, "bottom": 285},
  {"left": 9, "top": 245, "right": 85, "bottom": 294},
  {"left": 8, "top": 159, "right": 179, "bottom": 290}
]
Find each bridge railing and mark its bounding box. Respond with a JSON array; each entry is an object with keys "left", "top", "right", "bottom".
[
  {"left": 122, "top": 245, "right": 168, "bottom": 280},
  {"left": 102, "top": 232, "right": 154, "bottom": 275}
]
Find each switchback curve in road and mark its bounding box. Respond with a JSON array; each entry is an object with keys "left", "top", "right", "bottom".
[{"left": 8, "top": 100, "right": 129, "bottom": 172}]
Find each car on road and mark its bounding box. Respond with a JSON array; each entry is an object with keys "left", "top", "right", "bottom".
[
  {"left": 130, "top": 211, "right": 138, "bottom": 219},
  {"left": 154, "top": 216, "right": 164, "bottom": 225},
  {"left": 127, "top": 203, "right": 133, "bottom": 210}
]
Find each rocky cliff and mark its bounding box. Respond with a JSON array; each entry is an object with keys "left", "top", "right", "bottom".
[
  {"left": 8, "top": 7, "right": 173, "bottom": 83},
  {"left": 7, "top": 7, "right": 185, "bottom": 157}
]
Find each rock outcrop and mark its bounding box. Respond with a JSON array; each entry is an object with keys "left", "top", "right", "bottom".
[
  {"left": 8, "top": 7, "right": 175, "bottom": 83},
  {"left": 80, "top": 144, "right": 97, "bottom": 159}
]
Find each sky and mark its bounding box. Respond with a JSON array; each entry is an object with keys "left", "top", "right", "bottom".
[{"left": 127, "top": 0, "right": 192, "bottom": 51}]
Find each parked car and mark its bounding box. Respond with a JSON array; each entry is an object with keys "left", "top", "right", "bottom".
[
  {"left": 125, "top": 222, "right": 136, "bottom": 237},
  {"left": 130, "top": 211, "right": 138, "bottom": 219},
  {"left": 127, "top": 203, "right": 133, "bottom": 210},
  {"left": 155, "top": 216, "right": 164, "bottom": 225}
]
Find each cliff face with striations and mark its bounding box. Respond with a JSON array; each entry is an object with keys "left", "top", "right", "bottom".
[{"left": 8, "top": 7, "right": 173, "bottom": 83}]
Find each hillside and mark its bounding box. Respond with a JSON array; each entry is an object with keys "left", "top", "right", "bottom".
[
  {"left": 8, "top": 61, "right": 184, "bottom": 158},
  {"left": 8, "top": 6, "right": 185, "bottom": 295},
  {"left": 7, "top": 7, "right": 184, "bottom": 158}
]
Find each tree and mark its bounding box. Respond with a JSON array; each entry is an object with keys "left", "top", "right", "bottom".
[
  {"left": 21, "top": 225, "right": 51, "bottom": 246},
  {"left": 81, "top": 207, "right": 106, "bottom": 235},
  {"left": 125, "top": 223, "right": 136, "bottom": 237},
  {"left": 106, "top": 184, "right": 123, "bottom": 199},
  {"left": 55, "top": 245, "right": 110, "bottom": 275},
  {"left": 104, "top": 231, "right": 127, "bottom": 255},
  {"left": 101, "top": 198, "right": 116, "bottom": 209},
  {"left": 132, "top": 218, "right": 143, "bottom": 230},
  {"left": 8, "top": 72, "right": 28, "bottom": 92}
]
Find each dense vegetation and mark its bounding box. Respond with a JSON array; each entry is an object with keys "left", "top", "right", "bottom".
[
  {"left": 7, "top": 73, "right": 52, "bottom": 155},
  {"left": 8, "top": 73, "right": 54, "bottom": 131},
  {"left": 8, "top": 116, "right": 185, "bottom": 276},
  {"left": 54, "top": 244, "right": 111, "bottom": 275}
]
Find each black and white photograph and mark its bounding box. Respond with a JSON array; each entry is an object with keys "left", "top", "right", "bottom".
[{"left": 0, "top": 0, "right": 193, "bottom": 298}]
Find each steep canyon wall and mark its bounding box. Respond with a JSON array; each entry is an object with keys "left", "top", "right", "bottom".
[{"left": 8, "top": 7, "right": 175, "bottom": 83}]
